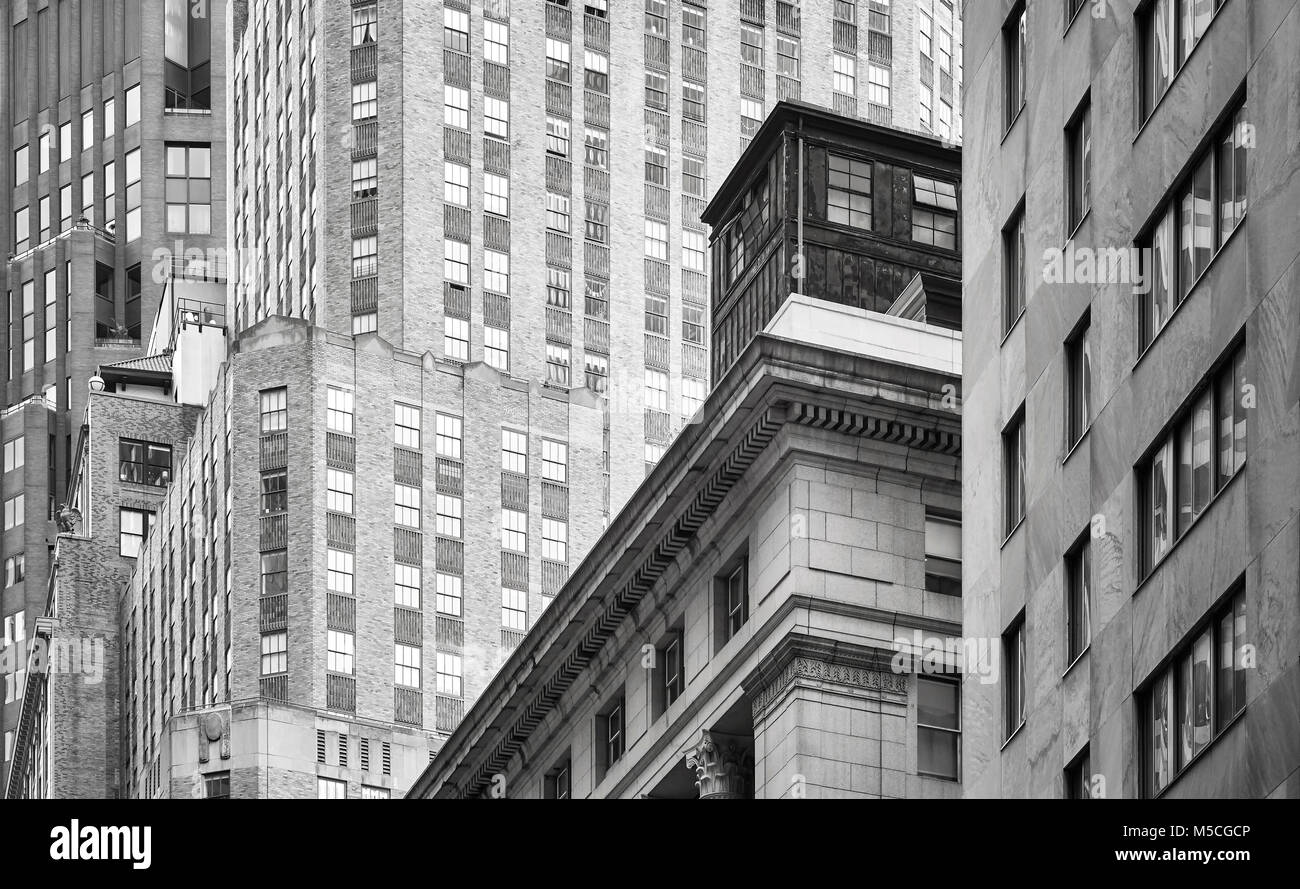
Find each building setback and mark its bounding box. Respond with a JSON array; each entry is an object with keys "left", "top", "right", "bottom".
[
  {"left": 960, "top": 0, "right": 1299, "bottom": 798},
  {"left": 1, "top": 0, "right": 227, "bottom": 787},
  {"left": 409, "top": 103, "right": 965, "bottom": 799}
]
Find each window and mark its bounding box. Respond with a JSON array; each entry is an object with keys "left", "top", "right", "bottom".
[
  {"left": 444, "top": 161, "right": 469, "bottom": 207},
  {"left": 546, "top": 192, "right": 571, "bottom": 233},
  {"left": 437, "top": 495, "right": 463, "bottom": 537},
  {"left": 584, "top": 50, "right": 609, "bottom": 92},
  {"left": 546, "top": 38, "right": 571, "bottom": 81},
  {"left": 547, "top": 344, "right": 571, "bottom": 385},
  {"left": 203, "top": 772, "right": 230, "bottom": 799},
  {"left": 327, "top": 549, "right": 354, "bottom": 595},
  {"left": 21, "top": 281, "right": 34, "bottom": 370},
  {"left": 436, "top": 574, "right": 462, "bottom": 616},
  {"left": 1065, "top": 537, "right": 1091, "bottom": 664},
  {"left": 484, "top": 172, "right": 509, "bottom": 217},
  {"left": 4, "top": 555, "right": 25, "bottom": 588},
  {"left": 653, "top": 630, "right": 684, "bottom": 719},
  {"left": 485, "top": 97, "right": 509, "bottom": 140},
  {"left": 582, "top": 202, "right": 609, "bottom": 244},
  {"left": 924, "top": 512, "right": 962, "bottom": 597},
  {"left": 645, "top": 220, "right": 668, "bottom": 260},
  {"left": 542, "top": 518, "right": 567, "bottom": 562},
  {"left": 117, "top": 439, "right": 172, "bottom": 487},
  {"left": 435, "top": 414, "right": 463, "bottom": 458},
  {"left": 1141, "top": 344, "right": 1247, "bottom": 574},
  {"left": 938, "top": 26, "right": 953, "bottom": 72},
  {"left": 683, "top": 304, "right": 705, "bottom": 346},
  {"left": 444, "top": 316, "right": 469, "bottom": 361},
  {"left": 546, "top": 268, "right": 571, "bottom": 309},
  {"left": 645, "top": 369, "right": 668, "bottom": 411},
  {"left": 81, "top": 171, "right": 94, "bottom": 215},
  {"left": 1004, "top": 3, "right": 1026, "bottom": 128},
  {"left": 352, "top": 80, "right": 377, "bottom": 121},
  {"left": 712, "top": 561, "right": 749, "bottom": 648},
  {"left": 586, "top": 354, "right": 609, "bottom": 394},
  {"left": 1140, "top": 0, "right": 1227, "bottom": 119},
  {"left": 644, "top": 146, "right": 668, "bottom": 187},
  {"left": 443, "top": 7, "right": 469, "bottom": 51},
  {"left": 60, "top": 184, "right": 73, "bottom": 229},
  {"left": 542, "top": 440, "right": 568, "bottom": 483},
  {"left": 326, "top": 469, "right": 354, "bottom": 514},
  {"left": 919, "top": 8, "right": 933, "bottom": 57},
  {"left": 484, "top": 250, "right": 509, "bottom": 294},
  {"left": 125, "top": 84, "right": 141, "bottom": 127},
  {"left": 584, "top": 127, "right": 608, "bottom": 169},
  {"left": 318, "top": 777, "right": 346, "bottom": 800},
  {"left": 1003, "top": 205, "right": 1026, "bottom": 332},
  {"left": 327, "top": 387, "right": 354, "bottom": 434},
  {"left": 682, "top": 230, "right": 706, "bottom": 272},
  {"left": 119, "top": 507, "right": 153, "bottom": 558},
  {"left": 14, "top": 207, "right": 29, "bottom": 253},
  {"left": 644, "top": 0, "right": 667, "bottom": 34},
  {"left": 1144, "top": 584, "right": 1246, "bottom": 797},
  {"left": 395, "top": 644, "right": 421, "bottom": 688},
  {"left": 1140, "top": 104, "right": 1248, "bottom": 349},
  {"left": 1065, "top": 747, "right": 1092, "bottom": 799},
  {"left": 484, "top": 326, "right": 509, "bottom": 371},
  {"left": 164, "top": 144, "right": 212, "bottom": 234},
  {"left": 103, "top": 159, "right": 115, "bottom": 225},
  {"left": 645, "top": 70, "right": 668, "bottom": 110},
  {"left": 327, "top": 630, "right": 355, "bottom": 674},
  {"left": 682, "top": 377, "right": 705, "bottom": 415},
  {"left": 599, "top": 695, "right": 626, "bottom": 775},
  {"left": 917, "top": 676, "right": 961, "bottom": 780},
  {"left": 1003, "top": 410, "right": 1026, "bottom": 536},
  {"left": 395, "top": 484, "right": 421, "bottom": 529},
  {"left": 867, "top": 64, "right": 891, "bottom": 105},
  {"left": 125, "top": 148, "right": 141, "bottom": 240},
  {"left": 3, "top": 612, "right": 25, "bottom": 646},
  {"left": 1066, "top": 100, "right": 1091, "bottom": 231},
  {"left": 443, "top": 240, "right": 469, "bottom": 287},
  {"left": 261, "top": 468, "right": 287, "bottom": 514},
  {"left": 444, "top": 85, "right": 469, "bottom": 130},
  {"left": 39, "top": 196, "right": 50, "bottom": 240},
  {"left": 833, "top": 52, "right": 856, "bottom": 95},
  {"left": 502, "top": 588, "right": 526, "bottom": 630},
  {"left": 394, "top": 403, "right": 421, "bottom": 450},
  {"left": 546, "top": 117, "right": 571, "bottom": 157},
  {"left": 912, "top": 175, "right": 958, "bottom": 249},
  {"left": 1065, "top": 316, "right": 1092, "bottom": 448},
  {"left": 436, "top": 652, "right": 463, "bottom": 696},
  {"left": 828, "top": 155, "right": 872, "bottom": 230},
  {"left": 741, "top": 23, "right": 764, "bottom": 65},
  {"left": 352, "top": 313, "right": 377, "bottom": 336},
  {"left": 587, "top": 0, "right": 608, "bottom": 17},
  {"left": 501, "top": 429, "right": 527, "bottom": 475},
  {"left": 682, "top": 82, "right": 706, "bottom": 121},
  {"left": 261, "top": 550, "right": 288, "bottom": 596},
  {"left": 260, "top": 388, "right": 288, "bottom": 433},
  {"left": 39, "top": 131, "right": 50, "bottom": 174},
  {"left": 14, "top": 145, "right": 27, "bottom": 186},
  {"left": 352, "top": 235, "right": 377, "bottom": 278},
  {"left": 260, "top": 631, "right": 287, "bottom": 675},
  {"left": 1003, "top": 616, "right": 1026, "bottom": 739},
  {"left": 544, "top": 758, "right": 573, "bottom": 799},
  {"left": 484, "top": 20, "right": 509, "bottom": 64},
  {"left": 2, "top": 437, "right": 22, "bottom": 474},
  {"left": 501, "top": 508, "right": 527, "bottom": 552},
  {"left": 740, "top": 98, "right": 764, "bottom": 138},
  {"left": 352, "top": 3, "right": 377, "bottom": 45},
  {"left": 774, "top": 35, "right": 800, "bottom": 79},
  {"left": 395, "top": 564, "right": 421, "bottom": 608}
]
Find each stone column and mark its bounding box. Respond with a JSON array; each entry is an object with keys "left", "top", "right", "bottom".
[{"left": 685, "top": 730, "right": 751, "bottom": 799}]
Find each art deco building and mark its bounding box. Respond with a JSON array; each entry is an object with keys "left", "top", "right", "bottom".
[
  {"left": 1, "top": 0, "right": 227, "bottom": 786},
  {"left": 409, "top": 102, "right": 964, "bottom": 799},
  {"left": 961, "top": 0, "right": 1299, "bottom": 798}
]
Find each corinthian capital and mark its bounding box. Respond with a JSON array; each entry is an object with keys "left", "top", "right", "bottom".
[{"left": 685, "top": 730, "right": 751, "bottom": 799}]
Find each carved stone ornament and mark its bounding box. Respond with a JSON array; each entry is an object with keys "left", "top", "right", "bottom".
[
  {"left": 55, "top": 504, "right": 81, "bottom": 534},
  {"left": 685, "top": 730, "right": 751, "bottom": 799}
]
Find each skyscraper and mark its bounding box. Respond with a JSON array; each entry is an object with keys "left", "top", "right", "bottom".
[{"left": 1, "top": 0, "right": 227, "bottom": 786}]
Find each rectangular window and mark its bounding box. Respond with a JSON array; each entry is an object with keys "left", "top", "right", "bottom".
[
  {"left": 867, "top": 64, "right": 891, "bottom": 105},
  {"left": 924, "top": 512, "right": 962, "bottom": 597},
  {"left": 261, "top": 468, "right": 287, "bottom": 514},
  {"left": 1141, "top": 344, "right": 1246, "bottom": 574},
  {"left": 260, "top": 631, "right": 287, "bottom": 675},
  {"left": 917, "top": 676, "right": 961, "bottom": 780},
  {"left": 14, "top": 145, "right": 27, "bottom": 187},
  {"left": 502, "top": 588, "right": 526, "bottom": 630},
  {"left": 435, "top": 414, "right": 463, "bottom": 458},
  {"left": 484, "top": 250, "right": 509, "bottom": 295},
  {"left": 546, "top": 268, "right": 572, "bottom": 309},
  {"left": 1065, "top": 315, "right": 1092, "bottom": 449},
  {"left": 501, "top": 508, "right": 527, "bottom": 552},
  {"left": 395, "top": 484, "right": 421, "bottom": 529},
  {"left": 261, "top": 550, "right": 288, "bottom": 596},
  {"left": 352, "top": 80, "right": 377, "bottom": 121},
  {"left": 444, "top": 85, "right": 469, "bottom": 130},
  {"left": 436, "top": 652, "right": 463, "bottom": 696},
  {"left": 683, "top": 304, "right": 706, "bottom": 346},
  {"left": 1003, "top": 410, "right": 1026, "bottom": 536},
  {"left": 682, "top": 230, "right": 706, "bottom": 272},
  {"left": 644, "top": 70, "right": 668, "bottom": 110},
  {"left": 327, "top": 630, "right": 355, "bottom": 674},
  {"left": 833, "top": 52, "right": 856, "bottom": 95},
  {"left": 542, "top": 518, "right": 568, "bottom": 562},
  {"left": 444, "top": 161, "right": 469, "bottom": 207},
  {"left": 546, "top": 116, "right": 571, "bottom": 157},
  {"left": 682, "top": 82, "right": 706, "bottom": 121},
  {"left": 2, "top": 495, "right": 24, "bottom": 532},
  {"left": 1065, "top": 747, "right": 1092, "bottom": 799},
  {"left": 435, "top": 573, "right": 462, "bottom": 616},
  {"left": 584, "top": 127, "right": 609, "bottom": 170},
  {"left": 327, "top": 549, "right": 355, "bottom": 596},
  {"left": 124, "top": 148, "right": 141, "bottom": 240},
  {"left": 544, "top": 758, "right": 572, "bottom": 799},
  {"left": 682, "top": 377, "right": 705, "bottom": 415},
  {"left": 118, "top": 439, "right": 172, "bottom": 486},
  {"left": 326, "top": 469, "right": 354, "bottom": 514},
  {"left": 585, "top": 202, "right": 609, "bottom": 244},
  {"left": 352, "top": 235, "right": 378, "bottom": 278},
  {"left": 395, "top": 643, "right": 421, "bottom": 688},
  {"left": 682, "top": 4, "right": 705, "bottom": 45},
  {"left": 443, "top": 7, "right": 469, "bottom": 52},
  {"left": 1140, "top": 0, "right": 1225, "bottom": 119},
  {"left": 912, "top": 175, "right": 958, "bottom": 249},
  {"left": 484, "top": 20, "right": 509, "bottom": 64},
  {"left": 645, "top": 369, "right": 668, "bottom": 411},
  {"left": 126, "top": 84, "right": 141, "bottom": 127},
  {"left": 546, "top": 192, "right": 571, "bottom": 233},
  {"left": 600, "top": 695, "right": 626, "bottom": 773},
  {"left": 644, "top": 146, "right": 668, "bottom": 187},
  {"left": 352, "top": 3, "right": 377, "bottom": 45},
  {"left": 741, "top": 98, "right": 764, "bottom": 138},
  {"left": 645, "top": 0, "right": 667, "bottom": 35},
  {"left": 164, "top": 144, "right": 212, "bottom": 234},
  {"left": 776, "top": 35, "right": 800, "bottom": 78},
  {"left": 395, "top": 564, "right": 421, "bottom": 608},
  {"left": 260, "top": 388, "right": 288, "bottom": 433},
  {"left": 2, "top": 437, "right": 23, "bottom": 474},
  {"left": 1067, "top": 99, "right": 1092, "bottom": 232},
  {"left": 502, "top": 429, "right": 527, "bottom": 475},
  {"left": 484, "top": 325, "right": 509, "bottom": 371},
  {"left": 483, "top": 172, "right": 509, "bottom": 217},
  {"left": 644, "top": 220, "right": 668, "bottom": 260},
  {"left": 547, "top": 344, "right": 571, "bottom": 385},
  {"left": 586, "top": 354, "right": 609, "bottom": 394},
  {"left": 1065, "top": 537, "right": 1092, "bottom": 664},
  {"left": 437, "top": 495, "right": 463, "bottom": 538},
  {"left": 584, "top": 50, "right": 609, "bottom": 92},
  {"left": 485, "top": 97, "right": 509, "bottom": 140},
  {"left": 1004, "top": 3, "right": 1026, "bottom": 128},
  {"left": 352, "top": 313, "right": 377, "bottom": 336},
  {"left": 318, "top": 777, "right": 346, "bottom": 799},
  {"left": 203, "top": 772, "right": 230, "bottom": 799},
  {"left": 443, "top": 240, "right": 469, "bottom": 286},
  {"left": 546, "top": 38, "right": 571, "bottom": 81},
  {"left": 119, "top": 507, "right": 153, "bottom": 558},
  {"left": 394, "top": 403, "right": 421, "bottom": 450},
  {"left": 326, "top": 387, "right": 354, "bottom": 434},
  {"left": 542, "top": 440, "right": 568, "bottom": 483},
  {"left": 741, "top": 23, "right": 764, "bottom": 65},
  {"left": 1144, "top": 583, "right": 1246, "bottom": 797},
  {"left": 1003, "top": 616, "right": 1026, "bottom": 739},
  {"left": 444, "top": 316, "right": 469, "bottom": 361},
  {"left": 828, "top": 155, "right": 872, "bottom": 230},
  {"left": 1003, "top": 205, "right": 1026, "bottom": 332}
]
